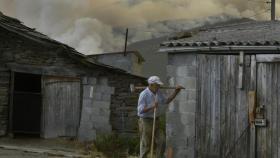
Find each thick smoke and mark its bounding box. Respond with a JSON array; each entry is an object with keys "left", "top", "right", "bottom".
[{"left": 0, "top": 0, "right": 274, "bottom": 54}]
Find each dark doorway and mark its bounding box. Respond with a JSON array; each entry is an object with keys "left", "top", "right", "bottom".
[{"left": 12, "top": 72, "right": 42, "bottom": 136}]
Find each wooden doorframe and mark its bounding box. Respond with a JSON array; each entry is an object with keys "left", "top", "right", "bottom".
[
  {"left": 8, "top": 71, "right": 14, "bottom": 137},
  {"left": 8, "top": 71, "right": 43, "bottom": 136}
]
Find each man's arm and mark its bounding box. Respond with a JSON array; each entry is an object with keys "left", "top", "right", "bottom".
[
  {"left": 166, "top": 85, "right": 184, "bottom": 104},
  {"left": 141, "top": 102, "right": 158, "bottom": 113},
  {"left": 138, "top": 93, "right": 158, "bottom": 114}
]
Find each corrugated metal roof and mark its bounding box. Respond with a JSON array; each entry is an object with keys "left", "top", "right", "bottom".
[{"left": 160, "top": 20, "right": 280, "bottom": 51}]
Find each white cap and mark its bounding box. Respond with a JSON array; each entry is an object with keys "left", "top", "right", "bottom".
[{"left": 148, "top": 76, "right": 163, "bottom": 85}]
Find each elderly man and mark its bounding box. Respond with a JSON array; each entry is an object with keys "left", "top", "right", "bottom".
[{"left": 137, "top": 76, "right": 184, "bottom": 158}]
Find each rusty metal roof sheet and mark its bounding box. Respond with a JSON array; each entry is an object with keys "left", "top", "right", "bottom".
[{"left": 87, "top": 50, "right": 145, "bottom": 63}]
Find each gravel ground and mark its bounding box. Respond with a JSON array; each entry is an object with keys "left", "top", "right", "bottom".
[{"left": 0, "top": 148, "right": 50, "bottom": 158}]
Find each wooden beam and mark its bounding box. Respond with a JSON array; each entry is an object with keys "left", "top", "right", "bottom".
[{"left": 256, "top": 54, "right": 280, "bottom": 63}]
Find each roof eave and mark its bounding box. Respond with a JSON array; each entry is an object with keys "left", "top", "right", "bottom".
[{"left": 159, "top": 46, "right": 280, "bottom": 54}]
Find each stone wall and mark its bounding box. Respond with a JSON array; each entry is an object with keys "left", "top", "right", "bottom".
[
  {"left": 78, "top": 77, "right": 115, "bottom": 141},
  {"left": 108, "top": 74, "right": 146, "bottom": 136},
  {"left": 166, "top": 53, "right": 197, "bottom": 158}
]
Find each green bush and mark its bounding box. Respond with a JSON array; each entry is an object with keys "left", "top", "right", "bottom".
[
  {"left": 94, "top": 133, "right": 140, "bottom": 157},
  {"left": 126, "top": 136, "right": 139, "bottom": 155},
  {"left": 93, "top": 116, "right": 166, "bottom": 157}
]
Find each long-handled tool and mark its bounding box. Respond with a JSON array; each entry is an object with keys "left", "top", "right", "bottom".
[
  {"left": 130, "top": 84, "right": 182, "bottom": 93},
  {"left": 150, "top": 94, "right": 158, "bottom": 158}
]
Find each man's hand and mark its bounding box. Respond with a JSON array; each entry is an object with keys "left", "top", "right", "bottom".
[
  {"left": 175, "top": 85, "right": 185, "bottom": 93},
  {"left": 142, "top": 102, "right": 158, "bottom": 113},
  {"left": 166, "top": 85, "right": 185, "bottom": 104},
  {"left": 153, "top": 101, "right": 159, "bottom": 109}
]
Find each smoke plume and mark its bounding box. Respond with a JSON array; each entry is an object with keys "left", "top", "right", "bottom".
[{"left": 0, "top": 0, "right": 274, "bottom": 54}]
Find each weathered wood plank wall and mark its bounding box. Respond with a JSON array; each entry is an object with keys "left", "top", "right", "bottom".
[
  {"left": 196, "top": 55, "right": 250, "bottom": 158},
  {"left": 0, "top": 67, "right": 10, "bottom": 136}
]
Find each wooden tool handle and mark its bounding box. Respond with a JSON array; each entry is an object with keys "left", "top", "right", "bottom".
[
  {"left": 135, "top": 86, "right": 178, "bottom": 89},
  {"left": 150, "top": 107, "right": 157, "bottom": 158}
]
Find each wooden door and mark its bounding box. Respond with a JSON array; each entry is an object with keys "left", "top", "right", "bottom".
[
  {"left": 42, "top": 76, "right": 81, "bottom": 138},
  {"left": 256, "top": 62, "right": 280, "bottom": 158},
  {"left": 196, "top": 55, "right": 251, "bottom": 158}
]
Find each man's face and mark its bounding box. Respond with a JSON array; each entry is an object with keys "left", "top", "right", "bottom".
[{"left": 150, "top": 83, "right": 160, "bottom": 92}]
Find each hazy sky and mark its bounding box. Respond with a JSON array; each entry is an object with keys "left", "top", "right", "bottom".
[{"left": 0, "top": 0, "right": 274, "bottom": 54}]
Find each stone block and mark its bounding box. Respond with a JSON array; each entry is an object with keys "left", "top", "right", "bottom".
[
  {"left": 92, "top": 115, "right": 110, "bottom": 124},
  {"left": 92, "top": 93, "right": 102, "bottom": 101},
  {"left": 110, "top": 87, "right": 115, "bottom": 94},
  {"left": 83, "top": 85, "right": 94, "bottom": 99},
  {"left": 180, "top": 113, "right": 196, "bottom": 126},
  {"left": 82, "top": 98, "right": 94, "bottom": 108},
  {"left": 186, "top": 90, "right": 196, "bottom": 101},
  {"left": 176, "top": 66, "right": 196, "bottom": 77},
  {"left": 173, "top": 147, "right": 195, "bottom": 158},
  {"left": 101, "top": 93, "right": 111, "bottom": 101},
  {"left": 79, "top": 113, "right": 91, "bottom": 124},
  {"left": 171, "top": 54, "right": 197, "bottom": 66},
  {"left": 95, "top": 125, "right": 112, "bottom": 134},
  {"left": 176, "top": 77, "right": 196, "bottom": 90},
  {"left": 79, "top": 121, "right": 94, "bottom": 129},
  {"left": 94, "top": 85, "right": 112, "bottom": 94},
  {"left": 168, "top": 77, "right": 175, "bottom": 86},
  {"left": 88, "top": 77, "right": 97, "bottom": 85},
  {"left": 176, "top": 91, "right": 187, "bottom": 102},
  {"left": 82, "top": 77, "right": 88, "bottom": 85},
  {"left": 93, "top": 101, "right": 110, "bottom": 109},
  {"left": 78, "top": 127, "right": 96, "bottom": 142},
  {"left": 169, "top": 137, "right": 188, "bottom": 149},
  {"left": 98, "top": 77, "right": 108, "bottom": 85},
  {"left": 91, "top": 107, "right": 102, "bottom": 116},
  {"left": 178, "top": 101, "right": 196, "bottom": 113},
  {"left": 167, "top": 65, "right": 175, "bottom": 77},
  {"left": 99, "top": 107, "right": 110, "bottom": 116}
]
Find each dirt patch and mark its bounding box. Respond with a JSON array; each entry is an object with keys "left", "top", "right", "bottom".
[{"left": 0, "top": 137, "right": 89, "bottom": 157}]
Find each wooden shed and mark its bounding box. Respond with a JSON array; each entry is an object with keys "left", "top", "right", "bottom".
[
  {"left": 0, "top": 12, "right": 145, "bottom": 141},
  {"left": 159, "top": 20, "right": 280, "bottom": 158}
]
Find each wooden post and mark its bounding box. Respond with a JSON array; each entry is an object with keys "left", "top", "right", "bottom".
[
  {"left": 238, "top": 51, "right": 245, "bottom": 89},
  {"left": 124, "top": 28, "right": 128, "bottom": 56},
  {"left": 150, "top": 107, "right": 157, "bottom": 158},
  {"left": 271, "top": 0, "right": 276, "bottom": 21},
  {"left": 150, "top": 94, "right": 158, "bottom": 158},
  {"left": 248, "top": 91, "right": 257, "bottom": 158}
]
